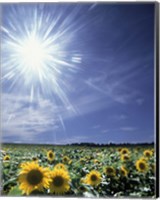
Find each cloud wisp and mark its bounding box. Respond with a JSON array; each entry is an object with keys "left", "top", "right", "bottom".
[{"left": 1, "top": 90, "right": 114, "bottom": 143}]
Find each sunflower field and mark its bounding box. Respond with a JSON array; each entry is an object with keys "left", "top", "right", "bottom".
[{"left": 1, "top": 144, "right": 156, "bottom": 197}]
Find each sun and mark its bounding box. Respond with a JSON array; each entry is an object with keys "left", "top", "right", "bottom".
[
  {"left": 19, "top": 35, "right": 46, "bottom": 73},
  {"left": 2, "top": 4, "right": 82, "bottom": 101}
]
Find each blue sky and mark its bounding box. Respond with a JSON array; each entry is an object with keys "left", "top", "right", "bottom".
[{"left": 1, "top": 3, "right": 155, "bottom": 144}]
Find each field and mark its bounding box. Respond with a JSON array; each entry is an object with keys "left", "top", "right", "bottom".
[{"left": 1, "top": 143, "right": 155, "bottom": 197}]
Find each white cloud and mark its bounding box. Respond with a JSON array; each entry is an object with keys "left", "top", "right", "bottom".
[
  {"left": 92, "top": 125, "right": 101, "bottom": 129},
  {"left": 85, "top": 74, "right": 139, "bottom": 105},
  {"left": 2, "top": 93, "right": 60, "bottom": 141},
  {"left": 119, "top": 114, "right": 127, "bottom": 120},
  {"left": 88, "top": 3, "right": 97, "bottom": 11},
  {"left": 111, "top": 114, "right": 127, "bottom": 120},
  {"left": 120, "top": 127, "right": 137, "bottom": 131},
  {"left": 101, "top": 129, "right": 109, "bottom": 133},
  {"left": 1, "top": 90, "right": 112, "bottom": 143},
  {"left": 56, "top": 136, "right": 88, "bottom": 144},
  {"left": 136, "top": 98, "right": 144, "bottom": 105}
]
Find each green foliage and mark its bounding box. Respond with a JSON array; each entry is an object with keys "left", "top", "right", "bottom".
[
  {"left": 8, "top": 186, "right": 22, "bottom": 196},
  {"left": 1, "top": 144, "right": 155, "bottom": 197}
]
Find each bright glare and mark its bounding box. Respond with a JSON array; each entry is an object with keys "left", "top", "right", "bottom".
[
  {"left": 2, "top": 5, "right": 82, "bottom": 103},
  {"left": 18, "top": 35, "right": 46, "bottom": 73}
]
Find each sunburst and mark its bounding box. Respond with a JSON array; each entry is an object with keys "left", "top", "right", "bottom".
[{"left": 1, "top": 4, "right": 82, "bottom": 104}]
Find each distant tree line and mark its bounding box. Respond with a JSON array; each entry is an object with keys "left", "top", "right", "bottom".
[
  {"left": 2, "top": 142, "right": 154, "bottom": 147},
  {"left": 66, "top": 142, "right": 154, "bottom": 147}
]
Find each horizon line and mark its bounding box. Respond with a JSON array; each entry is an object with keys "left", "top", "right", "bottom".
[{"left": 2, "top": 141, "right": 154, "bottom": 146}]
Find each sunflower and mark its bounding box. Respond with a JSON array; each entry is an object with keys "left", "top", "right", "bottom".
[
  {"left": 3, "top": 155, "right": 10, "bottom": 161},
  {"left": 49, "top": 168, "right": 71, "bottom": 194},
  {"left": 62, "top": 156, "right": 70, "bottom": 164},
  {"left": 135, "top": 159, "right": 148, "bottom": 173},
  {"left": 120, "top": 166, "right": 128, "bottom": 177},
  {"left": 104, "top": 166, "right": 116, "bottom": 177},
  {"left": 80, "top": 158, "right": 86, "bottom": 164},
  {"left": 32, "top": 157, "right": 38, "bottom": 162},
  {"left": 143, "top": 150, "right": 153, "bottom": 158},
  {"left": 47, "top": 150, "right": 55, "bottom": 162},
  {"left": 121, "top": 154, "right": 130, "bottom": 162},
  {"left": 139, "top": 156, "right": 147, "bottom": 162},
  {"left": 84, "top": 170, "right": 101, "bottom": 187},
  {"left": 19, "top": 162, "right": 27, "bottom": 168},
  {"left": 120, "top": 148, "right": 130, "bottom": 155},
  {"left": 18, "top": 161, "right": 51, "bottom": 195},
  {"left": 150, "top": 164, "right": 155, "bottom": 174},
  {"left": 94, "top": 159, "right": 100, "bottom": 164},
  {"left": 54, "top": 163, "right": 67, "bottom": 171}
]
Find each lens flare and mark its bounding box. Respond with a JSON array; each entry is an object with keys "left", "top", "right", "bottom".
[
  {"left": 18, "top": 35, "right": 46, "bottom": 73},
  {"left": 1, "top": 4, "right": 82, "bottom": 104}
]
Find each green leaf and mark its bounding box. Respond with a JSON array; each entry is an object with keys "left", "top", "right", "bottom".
[
  {"left": 3, "top": 177, "right": 17, "bottom": 187},
  {"left": 8, "top": 186, "right": 22, "bottom": 196},
  {"left": 101, "top": 182, "right": 109, "bottom": 185},
  {"left": 92, "top": 189, "right": 100, "bottom": 197}
]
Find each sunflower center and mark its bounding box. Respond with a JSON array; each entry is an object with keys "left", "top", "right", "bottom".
[
  {"left": 91, "top": 174, "right": 97, "bottom": 181},
  {"left": 124, "top": 156, "right": 129, "bottom": 160},
  {"left": 49, "top": 153, "right": 53, "bottom": 158},
  {"left": 53, "top": 176, "right": 64, "bottom": 187},
  {"left": 5, "top": 156, "right": 10, "bottom": 160},
  {"left": 27, "top": 169, "right": 43, "bottom": 185},
  {"left": 107, "top": 168, "right": 113, "bottom": 173},
  {"left": 63, "top": 157, "right": 68, "bottom": 162},
  {"left": 139, "top": 163, "right": 145, "bottom": 170},
  {"left": 121, "top": 170, "right": 125, "bottom": 175}
]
